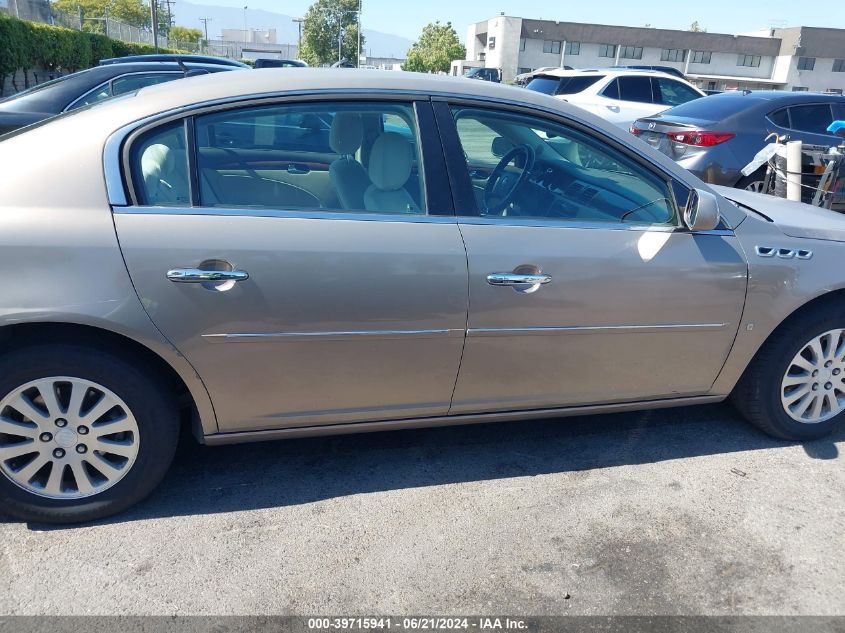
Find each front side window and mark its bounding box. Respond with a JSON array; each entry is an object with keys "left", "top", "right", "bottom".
[
  {"left": 599, "top": 44, "right": 617, "bottom": 58},
  {"left": 71, "top": 72, "right": 180, "bottom": 110},
  {"left": 449, "top": 106, "right": 676, "bottom": 226},
  {"left": 193, "top": 102, "right": 426, "bottom": 214},
  {"left": 653, "top": 78, "right": 701, "bottom": 107},
  {"left": 788, "top": 104, "right": 834, "bottom": 135},
  {"left": 619, "top": 46, "right": 643, "bottom": 60}
]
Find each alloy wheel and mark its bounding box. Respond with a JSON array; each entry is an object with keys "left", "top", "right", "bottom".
[
  {"left": 780, "top": 330, "right": 845, "bottom": 424},
  {"left": 744, "top": 180, "right": 767, "bottom": 193},
  {"left": 0, "top": 377, "right": 140, "bottom": 499}
]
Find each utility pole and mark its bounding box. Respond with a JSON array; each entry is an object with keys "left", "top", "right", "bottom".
[
  {"left": 357, "top": 0, "right": 361, "bottom": 67},
  {"left": 150, "top": 0, "right": 159, "bottom": 52},
  {"left": 243, "top": 5, "right": 248, "bottom": 42},
  {"left": 292, "top": 17, "right": 303, "bottom": 57},
  {"left": 199, "top": 17, "right": 211, "bottom": 53}
]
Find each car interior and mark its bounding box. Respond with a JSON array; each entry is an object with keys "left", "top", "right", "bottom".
[
  {"left": 451, "top": 107, "right": 678, "bottom": 225},
  {"left": 133, "top": 103, "right": 426, "bottom": 214}
]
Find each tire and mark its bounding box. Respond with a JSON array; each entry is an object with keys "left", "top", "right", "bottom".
[
  {"left": 0, "top": 344, "right": 179, "bottom": 523},
  {"left": 733, "top": 307, "right": 845, "bottom": 440},
  {"left": 735, "top": 169, "right": 769, "bottom": 194}
]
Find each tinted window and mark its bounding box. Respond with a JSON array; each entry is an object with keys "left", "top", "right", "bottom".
[
  {"left": 654, "top": 78, "right": 701, "bottom": 107},
  {"left": 71, "top": 72, "right": 180, "bottom": 110},
  {"left": 789, "top": 104, "right": 834, "bottom": 135},
  {"left": 833, "top": 104, "right": 845, "bottom": 120},
  {"left": 131, "top": 121, "right": 189, "bottom": 207},
  {"left": 555, "top": 75, "right": 604, "bottom": 95},
  {"left": 450, "top": 106, "right": 676, "bottom": 226},
  {"left": 617, "top": 76, "right": 653, "bottom": 103},
  {"left": 193, "top": 102, "right": 426, "bottom": 214},
  {"left": 603, "top": 78, "right": 620, "bottom": 100},
  {"left": 526, "top": 77, "right": 560, "bottom": 95},
  {"left": 768, "top": 108, "right": 790, "bottom": 128}
]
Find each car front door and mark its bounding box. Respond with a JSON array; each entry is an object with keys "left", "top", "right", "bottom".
[
  {"left": 112, "top": 98, "right": 468, "bottom": 433},
  {"left": 435, "top": 101, "right": 748, "bottom": 414}
]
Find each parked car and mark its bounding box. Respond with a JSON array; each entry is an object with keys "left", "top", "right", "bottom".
[
  {"left": 3, "top": 70, "right": 845, "bottom": 523},
  {"left": 98, "top": 54, "right": 249, "bottom": 68},
  {"left": 526, "top": 68, "right": 704, "bottom": 128},
  {"left": 0, "top": 60, "right": 241, "bottom": 135},
  {"left": 630, "top": 91, "right": 845, "bottom": 192},
  {"left": 465, "top": 67, "right": 501, "bottom": 82},
  {"left": 612, "top": 64, "right": 687, "bottom": 80}
]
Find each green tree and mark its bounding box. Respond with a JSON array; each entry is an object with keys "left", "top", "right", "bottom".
[
  {"left": 52, "top": 0, "right": 150, "bottom": 32},
  {"left": 299, "top": 0, "right": 363, "bottom": 67},
  {"left": 403, "top": 21, "right": 465, "bottom": 74},
  {"left": 688, "top": 21, "right": 706, "bottom": 32},
  {"left": 169, "top": 25, "right": 202, "bottom": 45}
]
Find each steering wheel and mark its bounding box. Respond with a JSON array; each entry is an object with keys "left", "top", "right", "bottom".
[{"left": 482, "top": 144, "right": 536, "bottom": 215}]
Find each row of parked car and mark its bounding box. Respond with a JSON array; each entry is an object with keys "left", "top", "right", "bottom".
[{"left": 522, "top": 67, "right": 845, "bottom": 198}]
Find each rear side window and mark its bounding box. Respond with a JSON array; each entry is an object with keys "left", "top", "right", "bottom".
[
  {"left": 526, "top": 77, "right": 561, "bottom": 95},
  {"left": 130, "top": 121, "right": 190, "bottom": 207},
  {"left": 789, "top": 104, "right": 834, "bottom": 135},
  {"left": 653, "top": 78, "right": 701, "bottom": 107},
  {"left": 617, "top": 77, "right": 654, "bottom": 103}
]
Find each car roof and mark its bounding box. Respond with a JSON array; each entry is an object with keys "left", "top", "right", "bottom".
[
  {"left": 99, "top": 54, "right": 249, "bottom": 68},
  {"left": 536, "top": 67, "right": 682, "bottom": 79},
  {"left": 714, "top": 90, "right": 845, "bottom": 103}
]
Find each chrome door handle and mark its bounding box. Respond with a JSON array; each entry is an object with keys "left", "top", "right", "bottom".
[
  {"left": 166, "top": 268, "right": 249, "bottom": 283},
  {"left": 487, "top": 273, "right": 552, "bottom": 286}
]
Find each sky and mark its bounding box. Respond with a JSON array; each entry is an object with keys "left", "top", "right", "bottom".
[{"left": 199, "top": 0, "right": 845, "bottom": 40}]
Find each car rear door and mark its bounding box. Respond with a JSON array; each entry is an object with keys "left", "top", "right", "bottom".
[
  {"left": 111, "top": 97, "right": 468, "bottom": 433},
  {"left": 597, "top": 76, "right": 660, "bottom": 127},
  {"left": 434, "top": 100, "right": 747, "bottom": 414}
]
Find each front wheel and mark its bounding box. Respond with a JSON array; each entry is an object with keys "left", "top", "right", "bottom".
[
  {"left": 733, "top": 309, "right": 845, "bottom": 440},
  {"left": 0, "top": 345, "right": 179, "bottom": 523}
]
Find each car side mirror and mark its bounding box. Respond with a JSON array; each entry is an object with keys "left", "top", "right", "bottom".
[
  {"left": 491, "top": 136, "right": 514, "bottom": 158},
  {"left": 683, "top": 189, "right": 721, "bottom": 231}
]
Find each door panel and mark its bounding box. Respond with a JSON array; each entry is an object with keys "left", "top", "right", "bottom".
[
  {"left": 450, "top": 223, "right": 747, "bottom": 413},
  {"left": 116, "top": 213, "right": 467, "bottom": 431}
]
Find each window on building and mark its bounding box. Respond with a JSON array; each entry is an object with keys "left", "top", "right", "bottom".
[
  {"left": 738, "top": 54, "right": 761, "bottom": 67},
  {"left": 519, "top": 38, "right": 526, "bottom": 52},
  {"left": 619, "top": 46, "right": 643, "bottom": 60},
  {"left": 797, "top": 57, "right": 815, "bottom": 71},
  {"left": 791, "top": 87, "right": 809, "bottom": 92},
  {"left": 543, "top": 40, "right": 561, "bottom": 54},
  {"left": 661, "top": 49, "right": 687, "bottom": 63},
  {"left": 832, "top": 59, "right": 844, "bottom": 72},
  {"left": 827, "top": 89, "right": 843, "bottom": 96},
  {"left": 488, "top": 36, "right": 496, "bottom": 50},
  {"left": 518, "top": 67, "right": 533, "bottom": 75},
  {"left": 690, "top": 51, "right": 712, "bottom": 64},
  {"left": 599, "top": 44, "right": 617, "bottom": 58},
  {"left": 565, "top": 41, "right": 580, "bottom": 55}
]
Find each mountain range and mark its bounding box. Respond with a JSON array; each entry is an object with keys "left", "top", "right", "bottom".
[{"left": 172, "top": 0, "right": 413, "bottom": 59}]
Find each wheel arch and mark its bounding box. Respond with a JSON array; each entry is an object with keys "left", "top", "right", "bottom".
[{"left": 0, "top": 321, "right": 216, "bottom": 442}]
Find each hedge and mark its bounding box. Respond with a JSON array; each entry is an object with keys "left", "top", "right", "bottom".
[{"left": 0, "top": 14, "right": 179, "bottom": 91}]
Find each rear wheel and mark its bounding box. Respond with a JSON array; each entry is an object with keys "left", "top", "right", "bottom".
[
  {"left": 733, "top": 308, "right": 845, "bottom": 440},
  {"left": 736, "top": 168, "right": 769, "bottom": 194},
  {"left": 0, "top": 345, "right": 179, "bottom": 523}
]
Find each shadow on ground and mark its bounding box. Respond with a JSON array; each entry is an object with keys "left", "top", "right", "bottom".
[{"left": 5, "top": 402, "right": 843, "bottom": 528}]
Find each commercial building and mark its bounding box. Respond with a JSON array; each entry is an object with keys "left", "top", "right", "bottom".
[{"left": 454, "top": 16, "right": 845, "bottom": 93}]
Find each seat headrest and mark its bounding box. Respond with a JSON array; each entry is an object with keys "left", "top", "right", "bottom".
[
  {"left": 141, "top": 143, "right": 172, "bottom": 182},
  {"left": 330, "top": 112, "right": 364, "bottom": 155},
  {"left": 368, "top": 132, "right": 412, "bottom": 192}
]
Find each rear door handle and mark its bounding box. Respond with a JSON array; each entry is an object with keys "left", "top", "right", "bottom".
[
  {"left": 486, "top": 273, "right": 552, "bottom": 286},
  {"left": 166, "top": 268, "right": 249, "bottom": 283}
]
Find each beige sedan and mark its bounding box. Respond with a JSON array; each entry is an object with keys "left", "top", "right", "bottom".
[{"left": 1, "top": 69, "right": 844, "bottom": 523}]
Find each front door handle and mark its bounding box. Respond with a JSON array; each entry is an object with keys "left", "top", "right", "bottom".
[
  {"left": 166, "top": 268, "right": 249, "bottom": 283},
  {"left": 486, "top": 272, "right": 552, "bottom": 286}
]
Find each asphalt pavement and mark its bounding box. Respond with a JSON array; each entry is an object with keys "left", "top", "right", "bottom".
[{"left": 0, "top": 403, "right": 842, "bottom": 615}]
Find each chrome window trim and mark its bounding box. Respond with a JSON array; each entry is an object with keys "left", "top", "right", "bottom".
[
  {"left": 65, "top": 71, "right": 184, "bottom": 113},
  {"left": 457, "top": 216, "right": 733, "bottom": 235},
  {"left": 113, "top": 205, "right": 459, "bottom": 224}
]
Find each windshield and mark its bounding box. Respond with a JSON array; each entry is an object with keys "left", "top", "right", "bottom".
[{"left": 657, "top": 93, "right": 764, "bottom": 120}]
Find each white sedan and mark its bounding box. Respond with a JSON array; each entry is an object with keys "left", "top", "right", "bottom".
[{"left": 526, "top": 68, "right": 705, "bottom": 128}]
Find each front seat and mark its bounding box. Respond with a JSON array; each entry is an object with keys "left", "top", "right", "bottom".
[
  {"left": 329, "top": 112, "right": 370, "bottom": 210},
  {"left": 363, "top": 132, "right": 420, "bottom": 214}
]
